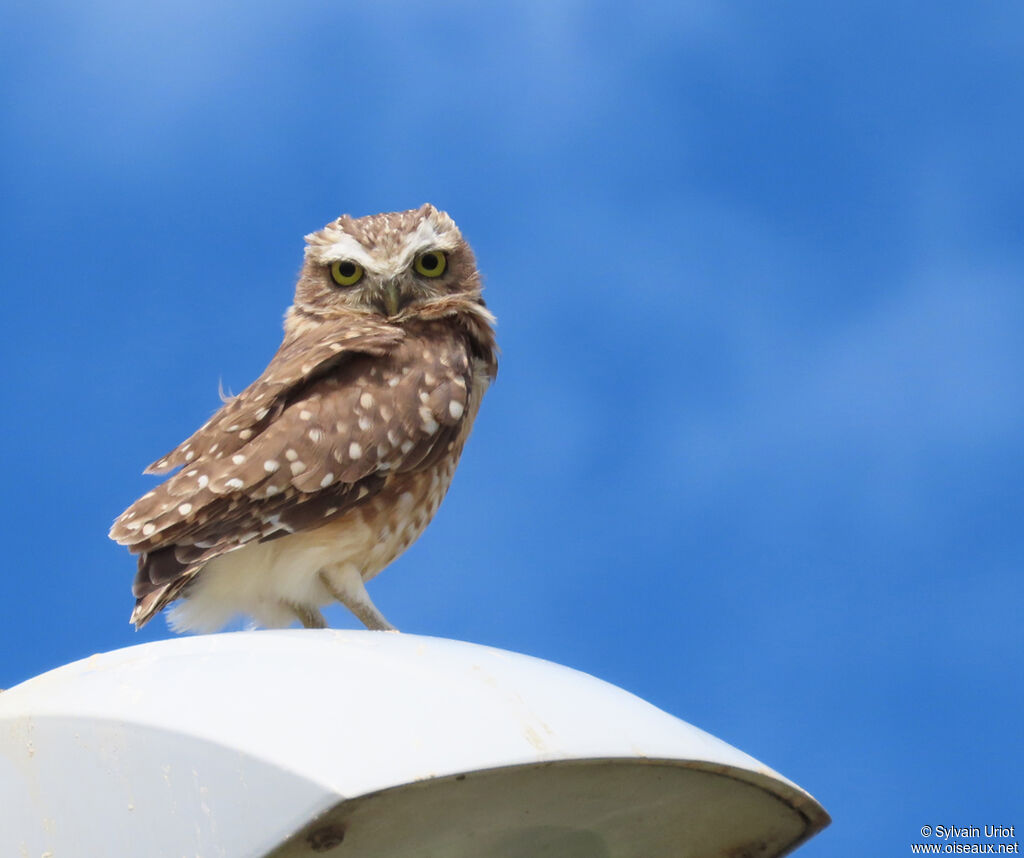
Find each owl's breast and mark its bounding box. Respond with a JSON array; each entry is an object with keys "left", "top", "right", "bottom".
[{"left": 353, "top": 353, "right": 492, "bottom": 578}]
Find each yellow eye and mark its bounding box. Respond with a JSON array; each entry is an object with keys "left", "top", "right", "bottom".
[
  {"left": 413, "top": 250, "right": 447, "bottom": 278},
  {"left": 329, "top": 259, "right": 364, "bottom": 287}
]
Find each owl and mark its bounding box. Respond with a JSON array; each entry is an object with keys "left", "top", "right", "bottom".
[{"left": 109, "top": 204, "right": 497, "bottom": 633}]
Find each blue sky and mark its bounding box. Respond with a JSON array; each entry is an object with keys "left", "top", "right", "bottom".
[{"left": 2, "top": 1, "right": 1022, "bottom": 853}]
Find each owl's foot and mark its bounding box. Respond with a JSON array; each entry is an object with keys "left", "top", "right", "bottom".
[
  {"left": 319, "top": 567, "right": 398, "bottom": 632},
  {"left": 286, "top": 602, "right": 327, "bottom": 629}
]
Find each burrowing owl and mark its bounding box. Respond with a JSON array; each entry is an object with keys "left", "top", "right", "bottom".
[{"left": 109, "top": 204, "right": 497, "bottom": 632}]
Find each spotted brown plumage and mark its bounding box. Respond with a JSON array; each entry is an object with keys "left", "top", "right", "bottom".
[{"left": 109, "top": 204, "right": 497, "bottom": 632}]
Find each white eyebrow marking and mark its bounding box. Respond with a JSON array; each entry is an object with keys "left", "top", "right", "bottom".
[
  {"left": 308, "top": 215, "right": 462, "bottom": 277},
  {"left": 395, "top": 220, "right": 460, "bottom": 269},
  {"left": 312, "top": 233, "right": 376, "bottom": 268}
]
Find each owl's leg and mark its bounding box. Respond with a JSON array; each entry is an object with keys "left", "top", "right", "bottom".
[
  {"left": 285, "top": 601, "right": 327, "bottom": 629},
  {"left": 318, "top": 566, "right": 397, "bottom": 632}
]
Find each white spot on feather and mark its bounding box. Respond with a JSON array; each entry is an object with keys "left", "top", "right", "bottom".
[
  {"left": 349, "top": 442, "right": 363, "bottom": 459},
  {"left": 419, "top": 407, "right": 439, "bottom": 434},
  {"left": 263, "top": 513, "right": 294, "bottom": 535}
]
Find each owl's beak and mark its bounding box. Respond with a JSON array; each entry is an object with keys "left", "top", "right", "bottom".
[{"left": 380, "top": 280, "right": 403, "bottom": 317}]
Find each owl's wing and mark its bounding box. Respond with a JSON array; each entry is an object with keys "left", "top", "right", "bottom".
[
  {"left": 143, "top": 321, "right": 405, "bottom": 475},
  {"left": 110, "top": 328, "right": 478, "bottom": 626}
]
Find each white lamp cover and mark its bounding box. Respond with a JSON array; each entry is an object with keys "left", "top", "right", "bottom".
[{"left": 0, "top": 630, "right": 829, "bottom": 856}]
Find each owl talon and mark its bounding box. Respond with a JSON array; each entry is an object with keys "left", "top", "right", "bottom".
[
  {"left": 319, "top": 568, "right": 397, "bottom": 632},
  {"left": 286, "top": 602, "right": 327, "bottom": 629}
]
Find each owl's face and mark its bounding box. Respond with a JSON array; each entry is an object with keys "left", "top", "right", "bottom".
[{"left": 294, "top": 203, "right": 482, "bottom": 321}]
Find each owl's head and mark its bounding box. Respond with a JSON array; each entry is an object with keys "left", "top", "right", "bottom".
[{"left": 293, "top": 204, "right": 483, "bottom": 322}]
